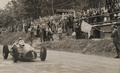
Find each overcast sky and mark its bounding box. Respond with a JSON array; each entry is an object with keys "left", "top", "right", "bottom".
[{"left": 0, "top": 0, "right": 11, "bottom": 9}]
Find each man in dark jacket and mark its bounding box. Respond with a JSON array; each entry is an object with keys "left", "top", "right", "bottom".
[
  {"left": 42, "top": 27, "right": 46, "bottom": 42},
  {"left": 111, "top": 25, "right": 120, "bottom": 58},
  {"left": 75, "top": 22, "right": 81, "bottom": 39}
]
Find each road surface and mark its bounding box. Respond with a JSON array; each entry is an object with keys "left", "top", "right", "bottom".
[{"left": 0, "top": 45, "right": 120, "bottom": 73}]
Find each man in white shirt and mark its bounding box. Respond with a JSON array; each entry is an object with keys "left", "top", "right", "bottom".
[{"left": 58, "top": 25, "right": 62, "bottom": 40}]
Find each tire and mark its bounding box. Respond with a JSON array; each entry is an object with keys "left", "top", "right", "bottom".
[
  {"left": 12, "top": 47, "right": 19, "bottom": 62},
  {"left": 40, "top": 46, "right": 47, "bottom": 61},
  {"left": 3, "top": 45, "right": 9, "bottom": 59}
]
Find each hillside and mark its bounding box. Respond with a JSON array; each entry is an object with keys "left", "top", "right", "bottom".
[
  {"left": 0, "top": 31, "right": 116, "bottom": 58},
  {"left": 0, "top": 32, "right": 30, "bottom": 45},
  {"left": 39, "top": 38, "right": 116, "bottom": 58}
]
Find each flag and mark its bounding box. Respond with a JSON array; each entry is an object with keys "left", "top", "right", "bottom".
[
  {"left": 81, "top": 21, "right": 92, "bottom": 38},
  {"left": 81, "top": 21, "right": 92, "bottom": 33}
]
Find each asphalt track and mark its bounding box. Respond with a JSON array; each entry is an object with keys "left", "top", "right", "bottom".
[{"left": 0, "top": 45, "right": 120, "bottom": 73}]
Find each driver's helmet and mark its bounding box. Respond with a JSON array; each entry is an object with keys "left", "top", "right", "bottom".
[
  {"left": 18, "top": 37, "right": 22, "bottom": 40},
  {"left": 18, "top": 37, "right": 25, "bottom": 46}
]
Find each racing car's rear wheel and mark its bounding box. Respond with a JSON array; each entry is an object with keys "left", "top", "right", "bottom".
[
  {"left": 3, "top": 45, "right": 9, "bottom": 59},
  {"left": 12, "top": 47, "right": 19, "bottom": 62},
  {"left": 40, "top": 46, "right": 47, "bottom": 61}
]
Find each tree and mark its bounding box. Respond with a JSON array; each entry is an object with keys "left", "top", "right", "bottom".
[{"left": 0, "top": 0, "right": 107, "bottom": 28}]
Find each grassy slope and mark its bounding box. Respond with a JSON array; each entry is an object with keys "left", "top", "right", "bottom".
[
  {"left": 0, "top": 32, "right": 117, "bottom": 57},
  {"left": 0, "top": 32, "right": 30, "bottom": 45},
  {"left": 40, "top": 39, "right": 116, "bottom": 57}
]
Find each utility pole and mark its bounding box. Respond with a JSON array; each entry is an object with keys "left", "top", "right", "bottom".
[{"left": 52, "top": 0, "right": 54, "bottom": 15}]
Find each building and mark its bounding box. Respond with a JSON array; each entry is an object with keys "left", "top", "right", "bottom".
[
  {"left": 90, "top": 21, "right": 120, "bottom": 39},
  {"left": 55, "top": 9, "right": 75, "bottom": 14}
]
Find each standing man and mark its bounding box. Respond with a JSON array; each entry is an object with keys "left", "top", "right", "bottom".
[
  {"left": 111, "top": 25, "right": 120, "bottom": 58},
  {"left": 37, "top": 25, "right": 40, "bottom": 37},
  {"left": 30, "top": 27, "right": 34, "bottom": 46},
  {"left": 75, "top": 21, "right": 81, "bottom": 39},
  {"left": 42, "top": 26, "right": 46, "bottom": 42},
  {"left": 58, "top": 25, "right": 62, "bottom": 40}
]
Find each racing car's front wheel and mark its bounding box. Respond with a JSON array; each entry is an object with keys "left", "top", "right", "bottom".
[
  {"left": 3, "top": 45, "right": 9, "bottom": 59},
  {"left": 12, "top": 47, "right": 19, "bottom": 63},
  {"left": 40, "top": 46, "right": 47, "bottom": 61}
]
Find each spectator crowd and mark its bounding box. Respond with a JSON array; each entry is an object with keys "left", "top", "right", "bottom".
[{"left": 1, "top": 1, "right": 120, "bottom": 42}]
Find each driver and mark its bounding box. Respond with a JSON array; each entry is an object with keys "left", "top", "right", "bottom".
[
  {"left": 18, "top": 37, "right": 25, "bottom": 48},
  {"left": 14, "top": 37, "right": 25, "bottom": 48}
]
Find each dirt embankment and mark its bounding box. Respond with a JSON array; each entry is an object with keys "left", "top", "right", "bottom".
[
  {"left": 40, "top": 39, "right": 116, "bottom": 57},
  {"left": 0, "top": 32, "right": 30, "bottom": 45},
  {"left": 0, "top": 32, "right": 117, "bottom": 57}
]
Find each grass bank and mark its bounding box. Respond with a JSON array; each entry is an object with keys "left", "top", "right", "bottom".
[
  {"left": 0, "top": 32, "right": 117, "bottom": 58},
  {"left": 0, "top": 32, "right": 30, "bottom": 45},
  {"left": 40, "top": 39, "right": 116, "bottom": 57}
]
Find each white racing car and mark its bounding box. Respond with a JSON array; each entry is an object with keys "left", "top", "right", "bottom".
[{"left": 2, "top": 38, "right": 47, "bottom": 62}]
